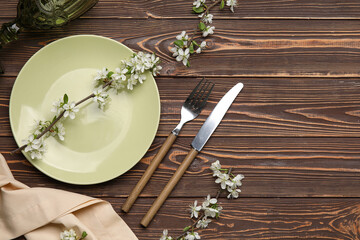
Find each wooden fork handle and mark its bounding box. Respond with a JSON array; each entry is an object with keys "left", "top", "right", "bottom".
[
  {"left": 122, "top": 133, "right": 177, "bottom": 213},
  {"left": 140, "top": 148, "right": 198, "bottom": 227}
]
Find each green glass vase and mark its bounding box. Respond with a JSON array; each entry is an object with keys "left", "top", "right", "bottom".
[{"left": 0, "top": 0, "right": 98, "bottom": 73}]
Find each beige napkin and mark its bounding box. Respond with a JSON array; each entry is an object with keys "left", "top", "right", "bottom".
[{"left": 0, "top": 154, "right": 138, "bottom": 240}]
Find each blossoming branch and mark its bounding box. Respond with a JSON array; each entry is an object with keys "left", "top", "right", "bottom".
[
  {"left": 171, "top": 0, "right": 237, "bottom": 66},
  {"left": 11, "top": 52, "right": 161, "bottom": 159},
  {"left": 160, "top": 160, "right": 244, "bottom": 240}
]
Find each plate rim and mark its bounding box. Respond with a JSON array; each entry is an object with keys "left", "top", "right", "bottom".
[{"left": 9, "top": 34, "right": 161, "bottom": 185}]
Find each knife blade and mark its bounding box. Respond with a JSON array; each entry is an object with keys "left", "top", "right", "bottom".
[
  {"left": 140, "top": 82, "right": 244, "bottom": 227},
  {"left": 192, "top": 82, "right": 244, "bottom": 151}
]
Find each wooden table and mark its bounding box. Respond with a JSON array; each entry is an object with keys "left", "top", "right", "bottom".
[{"left": 2, "top": 0, "right": 360, "bottom": 239}]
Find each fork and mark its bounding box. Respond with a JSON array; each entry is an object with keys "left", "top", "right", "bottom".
[{"left": 121, "top": 78, "right": 214, "bottom": 213}]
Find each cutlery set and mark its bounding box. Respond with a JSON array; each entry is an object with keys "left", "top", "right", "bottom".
[{"left": 122, "top": 79, "right": 244, "bottom": 227}]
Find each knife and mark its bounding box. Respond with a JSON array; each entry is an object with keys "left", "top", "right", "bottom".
[{"left": 140, "top": 82, "right": 244, "bottom": 227}]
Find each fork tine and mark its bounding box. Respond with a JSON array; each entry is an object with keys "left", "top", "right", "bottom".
[
  {"left": 198, "top": 82, "right": 214, "bottom": 109},
  {"left": 194, "top": 81, "right": 214, "bottom": 109},
  {"left": 191, "top": 79, "right": 208, "bottom": 105},
  {"left": 192, "top": 81, "right": 210, "bottom": 106},
  {"left": 186, "top": 77, "right": 205, "bottom": 102}
]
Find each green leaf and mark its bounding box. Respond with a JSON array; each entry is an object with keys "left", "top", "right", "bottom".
[
  {"left": 81, "top": 231, "right": 88, "bottom": 239},
  {"left": 183, "top": 226, "right": 191, "bottom": 232},
  {"left": 174, "top": 40, "right": 184, "bottom": 48},
  {"left": 107, "top": 71, "right": 114, "bottom": 78},
  {"left": 63, "top": 94, "right": 68, "bottom": 104},
  {"left": 198, "top": 22, "right": 206, "bottom": 31},
  {"left": 186, "top": 61, "right": 190, "bottom": 67},
  {"left": 192, "top": 40, "right": 199, "bottom": 47},
  {"left": 220, "top": 0, "right": 225, "bottom": 9},
  {"left": 189, "top": 43, "right": 194, "bottom": 54},
  {"left": 52, "top": 116, "right": 57, "bottom": 123},
  {"left": 192, "top": 6, "right": 204, "bottom": 13}
]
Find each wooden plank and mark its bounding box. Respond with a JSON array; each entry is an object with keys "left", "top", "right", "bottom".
[
  {"left": 2, "top": 136, "right": 360, "bottom": 197},
  {"left": 2, "top": 76, "right": 360, "bottom": 137},
  {"left": 11, "top": 197, "right": 360, "bottom": 239},
  {"left": 117, "top": 198, "right": 360, "bottom": 240},
  {"left": 3, "top": 0, "right": 360, "bottom": 19},
  {"left": 2, "top": 18, "right": 360, "bottom": 77}
]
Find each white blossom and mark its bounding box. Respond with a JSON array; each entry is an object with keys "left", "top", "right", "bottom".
[
  {"left": 215, "top": 173, "right": 230, "bottom": 189},
  {"left": 193, "top": 0, "right": 206, "bottom": 8},
  {"left": 226, "top": 0, "right": 237, "bottom": 12},
  {"left": 176, "top": 48, "right": 190, "bottom": 66},
  {"left": 63, "top": 102, "right": 79, "bottom": 120},
  {"left": 210, "top": 160, "right": 222, "bottom": 176},
  {"left": 148, "top": 53, "right": 163, "bottom": 76},
  {"left": 230, "top": 174, "right": 244, "bottom": 188},
  {"left": 185, "top": 232, "right": 201, "bottom": 240},
  {"left": 112, "top": 51, "right": 161, "bottom": 91},
  {"left": 210, "top": 160, "right": 244, "bottom": 199},
  {"left": 60, "top": 229, "right": 77, "bottom": 240},
  {"left": 202, "top": 194, "right": 217, "bottom": 208},
  {"left": 227, "top": 186, "right": 241, "bottom": 199},
  {"left": 50, "top": 122, "right": 65, "bottom": 141},
  {"left": 22, "top": 135, "right": 46, "bottom": 159},
  {"left": 171, "top": 46, "right": 180, "bottom": 57},
  {"left": 199, "top": 13, "right": 213, "bottom": 24},
  {"left": 152, "top": 64, "right": 162, "bottom": 76},
  {"left": 93, "top": 88, "right": 109, "bottom": 110},
  {"left": 202, "top": 26, "right": 215, "bottom": 37},
  {"left": 94, "top": 67, "right": 109, "bottom": 83},
  {"left": 34, "top": 120, "right": 49, "bottom": 136},
  {"left": 127, "top": 73, "right": 145, "bottom": 90},
  {"left": 110, "top": 67, "right": 127, "bottom": 90},
  {"left": 160, "top": 229, "right": 173, "bottom": 240},
  {"left": 190, "top": 200, "right": 202, "bottom": 218},
  {"left": 176, "top": 31, "right": 189, "bottom": 44},
  {"left": 10, "top": 23, "right": 20, "bottom": 32},
  {"left": 51, "top": 99, "right": 63, "bottom": 116},
  {"left": 196, "top": 41, "right": 207, "bottom": 54},
  {"left": 111, "top": 67, "right": 127, "bottom": 81},
  {"left": 23, "top": 135, "right": 39, "bottom": 151},
  {"left": 203, "top": 206, "right": 219, "bottom": 218},
  {"left": 28, "top": 145, "right": 46, "bottom": 160},
  {"left": 196, "top": 217, "right": 211, "bottom": 228}
]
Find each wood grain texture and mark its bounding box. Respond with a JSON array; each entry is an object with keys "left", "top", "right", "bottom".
[
  {"left": 2, "top": 19, "right": 360, "bottom": 77},
  {"left": 11, "top": 197, "right": 360, "bottom": 240},
  {"left": 3, "top": 0, "right": 360, "bottom": 19},
  {"left": 2, "top": 77, "right": 360, "bottom": 137},
  {"left": 116, "top": 198, "right": 360, "bottom": 240},
  {"left": 2, "top": 136, "right": 360, "bottom": 198},
  {"left": 2, "top": 0, "right": 360, "bottom": 239}
]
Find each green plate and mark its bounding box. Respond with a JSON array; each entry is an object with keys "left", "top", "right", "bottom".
[{"left": 9, "top": 35, "right": 160, "bottom": 184}]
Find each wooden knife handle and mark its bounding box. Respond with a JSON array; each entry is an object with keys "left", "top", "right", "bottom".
[
  {"left": 140, "top": 148, "right": 198, "bottom": 227},
  {"left": 122, "top": 133, "right": 177, "bottom": 213}
]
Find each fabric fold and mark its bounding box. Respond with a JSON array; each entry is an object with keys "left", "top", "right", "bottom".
[{"left": 0, "top": 154, "right": 138, "bottom": 240}]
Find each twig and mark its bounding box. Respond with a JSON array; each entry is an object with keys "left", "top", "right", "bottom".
[
  {"left": 205, "top": 0, "right": 222, "bottom": 14},
  {"left": 186, "top": 0, "right": 222, "bottom": 48},
  {"left": 175, "top": 168, "right": 233, "bottom": 240},
  {"left": 11, "top": 80, "right": 113, "bottom": 155}
]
